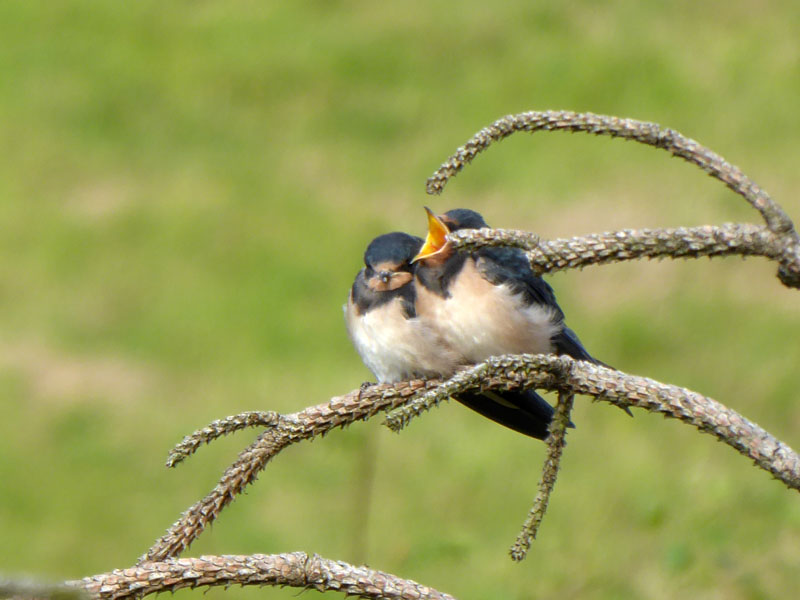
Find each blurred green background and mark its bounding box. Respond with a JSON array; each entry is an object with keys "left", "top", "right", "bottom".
[{"left": 1, "top": 2, "right": 799, "bottom": 599}]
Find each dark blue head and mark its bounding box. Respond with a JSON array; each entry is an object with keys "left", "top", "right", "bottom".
[
  {"left": 364, "top": 232, "right": 423, "bottom": 272},
  {"left": 441, "top": 208, "right": 489, "bottom": 231},
  {"left": 352, "top": 232, "right": 422, "bottom": 314}
]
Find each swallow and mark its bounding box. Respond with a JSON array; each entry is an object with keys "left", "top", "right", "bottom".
[
  {"left": 412, "top": 207, "right": 626, "bottom": 427},
  {"left": 346, "top": 231, "right": 562, "bottom": 440},
  {"left": 345, "top": 231, "right": 461, "bottom": 383}
]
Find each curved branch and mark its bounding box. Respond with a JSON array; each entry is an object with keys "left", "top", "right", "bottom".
[
  {"left": 447, "top": 222, "right": 800, "bottom": 288},
  {"left": 386, "top": 355, "right": 800, "bottom": 492},
  {"left": 510, "top": 391, "right": 574, "bottom": 562},
  {"left": 549, "top": 355, "right": 800, "bottom": 489},
  {"left": 425, "top": 110, "right": 794, "bottom": 235},
  {"left": 141, "top": 380, "right": 439, "bottom": 563},
  {"left": 427, "top": 111, "right": 800, "bottom": 287},
  {"left": 146, "top": 353, "right": 799, "bottom": 566},
  {"left": 77, "top": 554, "right": 455, "bottom": 600},
  {"left": 167, "top": 411, "right": 281, "bottom": 468}
]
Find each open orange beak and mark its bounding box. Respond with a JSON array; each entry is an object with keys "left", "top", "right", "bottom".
[{"left": 411, "top": 207, "right": 450, "bottom": 263}]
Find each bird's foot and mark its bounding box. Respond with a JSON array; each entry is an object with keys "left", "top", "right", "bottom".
[{"left": 357, "top": 380, "right": 375, "bottom": 402}]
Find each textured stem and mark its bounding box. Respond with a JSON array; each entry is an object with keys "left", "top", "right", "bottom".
[
  {"left": 447, "top": 223, "right": 800, "bottom": 288},
  {"left": 167, "top": 411, "right": 282, "bottom": 467},
  {"left": 491, "top": 355, "right": 800, "bottom": 490},
  {"left": 383, "top": 364, "right": 491, "bottom": 433},
  {"left": 77, "top": 554, "right": 456, "bottom": 600},
  {"left": 388, "top": 355, "right": 800, "bottom": 492},
  {"left": 142, "top": 380, "right": 438, "bottom": 563},
  {"left": 510, "top": 391, "right": 574, "bottom": 561},
  {"left": 426, "top": 110, "right": 795, "bottom": 235},
  {"left": 148, "top": 353, "right": 800, "bottom": 564}
]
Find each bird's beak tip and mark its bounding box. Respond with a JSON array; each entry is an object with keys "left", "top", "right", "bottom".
[{"left": 413, "top": 207, "right": 450, "bottom": 263}]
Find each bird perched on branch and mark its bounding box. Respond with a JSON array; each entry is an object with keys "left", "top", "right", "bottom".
[
  {"left": 345, "top": 232, "right": 460, "bottom": 383},
  {"left": 345, "top": 230, "right": 565, "bottom": 440},
  {"left": 412, "top": 207, "right": 601, "bottom": 365},
  {"left": 411, "top": 207, "right": 628, "bottom": 426}
]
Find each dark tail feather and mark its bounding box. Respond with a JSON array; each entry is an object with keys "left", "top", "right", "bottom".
[{"left": 453, "top": 388, "right": 573, "bottom": 440}]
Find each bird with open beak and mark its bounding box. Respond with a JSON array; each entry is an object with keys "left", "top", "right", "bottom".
[
  {"left": 346, "top": 227, "right": 570, "bottom": 440},
  {"left": 410, "top": 207, "right": 623, "bottom": 431},
  {"left": 413, "top": 207, "right": 603, "bottom": 363}
]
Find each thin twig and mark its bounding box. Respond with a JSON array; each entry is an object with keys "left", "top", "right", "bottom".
[
  {"left": 383, "top": 363, "right": 492, "bottom": 433},
  {"left": 387, "top": 355, "right": 800, "bottom": 492},
  {"left": 77, "top": 554, "right": 456, "bottom": 600},
  {"left": 167, "top": 411, "right": 281, "bottom": 467},
  {"left": 510, "top": 391, "right": 575, "bottom": 562},
  {"left": 427, "top": 110, "right": 800, "bottom": 286},
  {"left": 448, "top": 223, "right": 800, "bottom": 289},
  {"left": 141, "top": 380, "right": 439, "bottom": 563},
  {"left": 426, "top": 110, "right": 793, "bottom": 235}
]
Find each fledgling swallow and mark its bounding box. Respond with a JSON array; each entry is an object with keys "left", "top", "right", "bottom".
[
  {"left": 412, "top": 207, "right": 625, "bottom": 429},
  {"left": 346, "top": 231, "right": 563, "bottom": 440},
  {"left": 345, "top": 232, "right": 461, "bottom": 383},
  {"left": 412, "top": 207, "right": 599, "bottom": 363}
]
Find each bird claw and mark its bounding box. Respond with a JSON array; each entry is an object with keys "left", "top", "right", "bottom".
[{"left": 357, "top": 380, "right": 375, "bottom": 402}]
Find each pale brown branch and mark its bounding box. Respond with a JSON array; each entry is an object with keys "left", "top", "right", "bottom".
[
  {"left": 426, "top": 110, "right": 794, "bottom": 235},
  {"left": 428, "top": 111, "right": 800, "bottom": 287},
  {"left": 448, "top": 223, "right": 800, "bottom": 289},
  {"left": 146, "top": 353, "right": 799, "bottom": 567},
  {"left": 141, "top": 380, "right": 439, "bottom": 563},
  {"left": 388, "top": 355, "right": 800, "bottom": 492},
  {"left": 510, "top": 391, "right": 574, "bottom": 562},
  {"left": 76, "top": 554, "right": 456, "bottom": 600},
  {"left": 383, "top": 364, "right": 490, "bottom": 433},
  {"left": 167, "top": 411, "right": 281, "bottom": 467}
]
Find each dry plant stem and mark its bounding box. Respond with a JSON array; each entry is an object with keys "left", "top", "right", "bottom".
[
  {"left": 150, "top": 354, "right": 800, "bottom": 564},
  {"left": 389, "top": 355, "right": 800, "bottom": 492},
  {"left": 510, "top": 391, "right": 574, "bottom": 562},
  {"left": 142, "top": 380, "right": 439, "bottom": 563},
  {"left": 77, "top": 554, "right": 456, "bottom": 600},
  {"left": 449, "top": 223, "right": 800, "bottom": 288},
  {"left": 167, "top": 411, "right": 281, "bottom": 467},
  {"left": 426, "top": 111, "right": 800, "bottom": 286},
  {"left": 383, "top": 364, "right": 491, "bottom": 432},
  {"left": 426, "top": 110, "right": 792, "bottom": 234}
]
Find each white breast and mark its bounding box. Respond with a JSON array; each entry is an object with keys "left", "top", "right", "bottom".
[
  {"left": 416, "top": 258, "right": 559, "bottom": 363},
  {"left": 344, "top": 296, "right": 460, "bottom": 383}
]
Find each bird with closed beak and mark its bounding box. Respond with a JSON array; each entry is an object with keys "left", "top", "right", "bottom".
[{"left": 345, "top": 231, "right": 461, "bottom": 384}]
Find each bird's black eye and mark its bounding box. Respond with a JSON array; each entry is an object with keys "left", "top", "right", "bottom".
[{"left": 379, "top": 271, "right": 392, "bottom": 284}]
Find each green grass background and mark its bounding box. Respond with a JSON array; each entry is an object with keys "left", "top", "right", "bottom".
[{"left": 2, "top": 2, "right": 799, "bottom": 599}]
